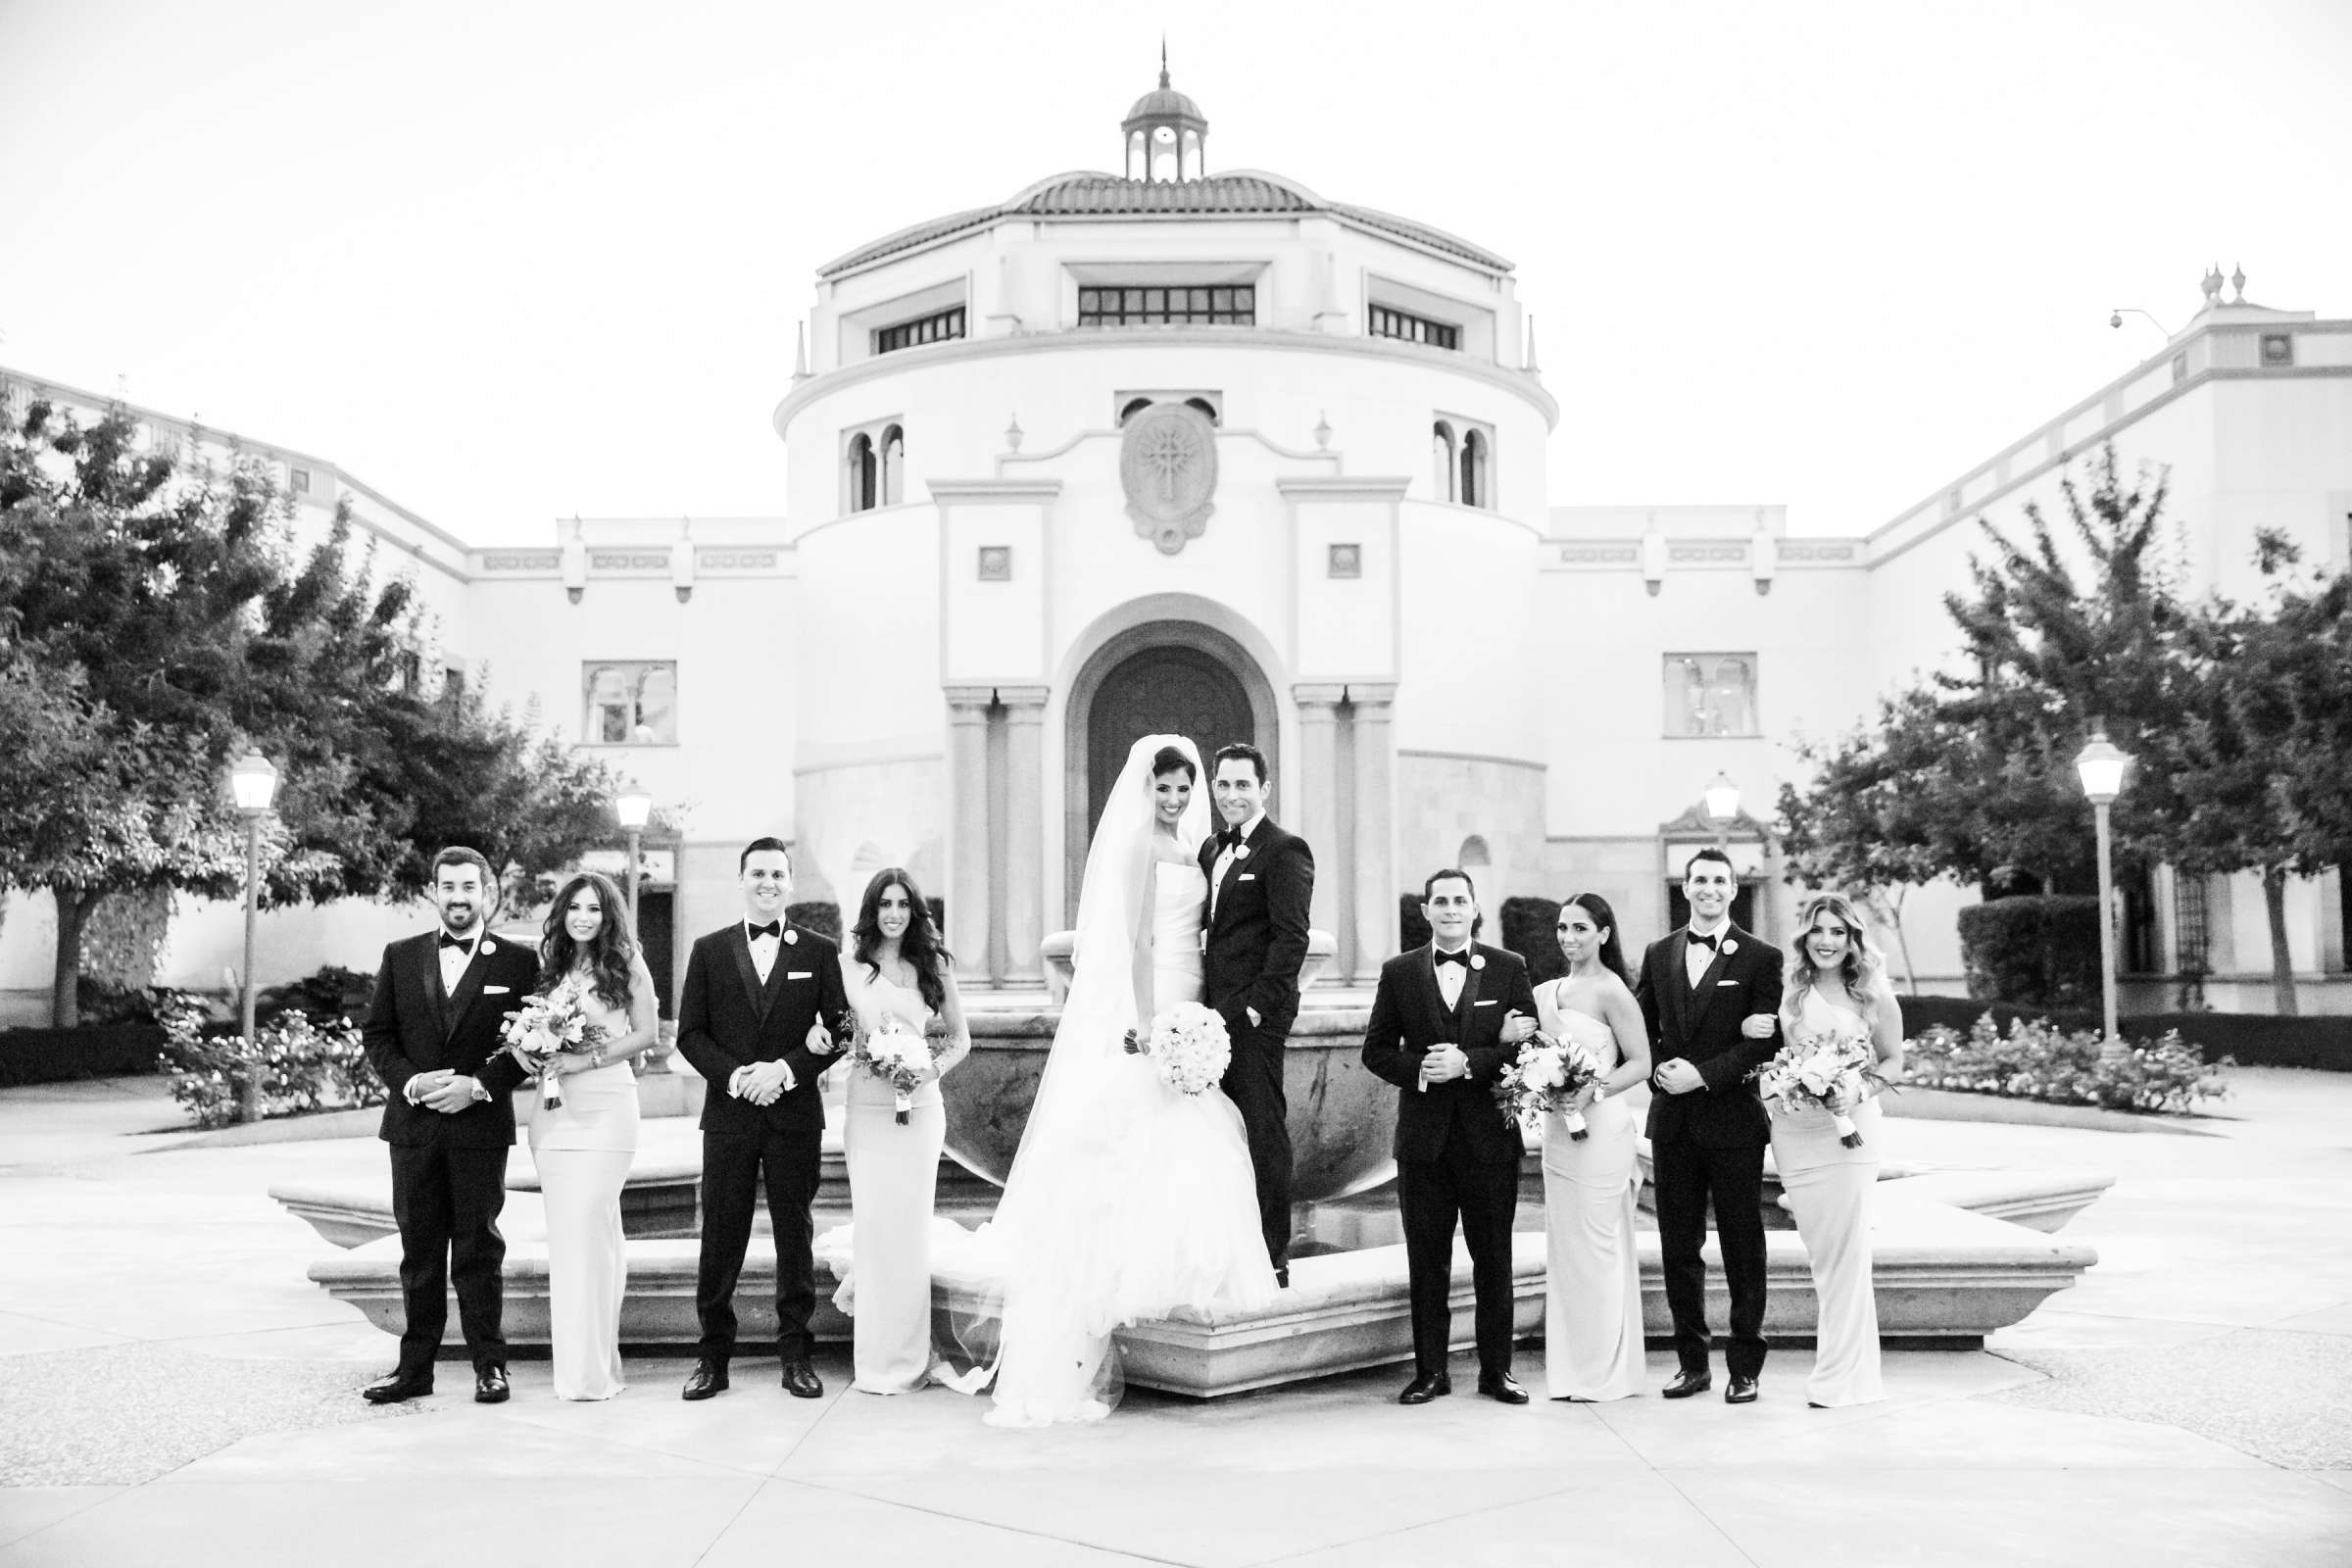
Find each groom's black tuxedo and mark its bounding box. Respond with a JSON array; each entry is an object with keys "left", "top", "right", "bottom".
[
  {"left": 1635, "top": 922, "right": 1785, "bottom": 1381},
  {"left": 674, "top": 920, "right": 850, "bottom": 1362},
  {"left": 1362, "top": 941, "right": 1537, "bottom": 1381},
  {"left": 1199, "top": 815, "right": 1314, "bottom": 1272},
  {"left": 361, "top": 927, "right": 537, "bottom": 1377}
]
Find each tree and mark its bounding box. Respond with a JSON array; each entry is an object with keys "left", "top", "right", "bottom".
[{"left": 0, "top": 398, "right": 624, "bottom": 1023}]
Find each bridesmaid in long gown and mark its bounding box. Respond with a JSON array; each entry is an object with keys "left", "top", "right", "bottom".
[
  {"left": 1535, "top": 894, "right": 1652, "bottom": 1402},
  {"left": 526, "top": 871, "right": 658, "bottom": 1401},
  {"left": 838, "top": 867, "right": 970, "bottom": 1394},
  {"left": 1773, "top": 892, "right": 1904, "bottom": 1409}
]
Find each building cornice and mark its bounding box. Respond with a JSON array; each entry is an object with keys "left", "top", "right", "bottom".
[
  {"left": 773, "top": 328, "right": 1558, "bottom": 437},
  {"left": 926, "top": 478, "right": 1065, "bottom": 505},
  {"left": 1275, "top": 475, "right": 1411, "bottom": 502}
]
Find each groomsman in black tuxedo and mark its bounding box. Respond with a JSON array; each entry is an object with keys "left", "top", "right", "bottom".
[
  {"left": 1637, "top": 847, "right": 1785, "bottom": 1404},
  {"left": 674, "top": 837, "right": 849, "bottom": 1401},
  {"left": 1361, "top": 869, "right": 1538, "bottom": 1405},
  {"left": 1198, "top": 743, "right": 1315, "bottom": 1286},
  {"left": 358, "top": 846, "right": 539, "bottom": 1404}
]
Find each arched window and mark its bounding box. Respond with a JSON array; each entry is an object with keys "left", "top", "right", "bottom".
[
  {"left": 1460, "top": 428, "right": 1489, "bottom": 510},
  {"left": 1119, "top": 397, "right": 1154, "bottom": 425},
  {"left": 1431, "top": 421, "right": 1457, "bottom": 503},
  {"left": 1181, "top": 128, "right": 1201, "bottom": 180},
  {"left": 1127, "top": 130, "right": 1146, "bottom": 179},
  {"left": 1457, "top": 835, "right": 1491, "bottom": 871},
  {"left": 848, "top": 433, "right": 876, "bottom": 514},
  {"left": 880, "top": 424, "right": 904, "bottom": 507},
  {"left": 1183, "top": 396, "right": 1219, "bottom": 425}
]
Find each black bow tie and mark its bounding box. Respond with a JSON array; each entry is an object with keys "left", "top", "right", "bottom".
[
  {"left": 1434, "top": 949, "right": 1469, "bottom": 968},
  {"left": 747, "top": 922, "right": 781, "bottom": 942},
  {"left": 438, "top": 931, "right": 473, "bottom": 952},
  {"left": 1690, "top": 930, "right": 1722, "bottom": 953},
  {"left": 1218, "top": 827, "right": 1247, "bottom": 851}
]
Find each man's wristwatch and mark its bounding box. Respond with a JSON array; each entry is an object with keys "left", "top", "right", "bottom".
[{"left": 467, "top": 1077, "right": 490, "bottom": 1103}]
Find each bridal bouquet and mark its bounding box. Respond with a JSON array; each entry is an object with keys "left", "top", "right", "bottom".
[
  {"left": 1494, "top": 1031, "right": 1603, "bottom": 1140},
  {"left": 850, "top": 1011, "right": 934, "bottom": 1124},
  {"left": 1124, "top": 1002, "right": 1232, "bottom": 1096},
  {"left": 499, "top": 990, "right": 610, "bottom": 1112},
  {"left": 1755, "top": 1025, "right": 1885, "bottom": 1148}
]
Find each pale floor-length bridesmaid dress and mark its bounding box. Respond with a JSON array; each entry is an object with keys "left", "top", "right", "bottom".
[
  {"left": 1771, "top": 987, "right": 1886, "bottom": 1407},
  {"left": 1535, "top": 984, "right": 1644, "bottom": 1401},
  {"left": 527, "top": 974, "right": 640, "bottom": 1400},
  {"left": 840, "top": 963, "right": 953, "bottom": 1394}
]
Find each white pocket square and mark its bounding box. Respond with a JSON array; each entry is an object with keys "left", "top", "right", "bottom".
[
  {"left": 1474, "top": 999, "right": 1498, "bottom": 1007},
  {"left": 788, "top": 971, "right": 813, "bottom": 981},
  {"left": 483, "top": 985, "right": 512, "bottom": 996},
  {"left": 1238, "top": 873, "right": 1257, "bottom": 882},
  {"left": 1716, "top": 979, "right": 1740, "bottom": 987}
]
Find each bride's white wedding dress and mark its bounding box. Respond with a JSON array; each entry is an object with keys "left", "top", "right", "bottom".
[{"left": 978, "top": 735, "right": 1276, "bottom": 1427}]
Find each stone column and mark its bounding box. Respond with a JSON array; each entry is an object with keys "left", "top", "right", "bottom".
[
  {"left": 1348, "top": 683, "right": 1398, "bottom": 982},
  {"left": 999, "top": 686, "right": 1051, "bottom": 987},
  {"left": 1292, "top": 684, "right": 1347, "bottom": 981},
  {"left": 944, "top": 687, "right": 996, "bottom": 985}
]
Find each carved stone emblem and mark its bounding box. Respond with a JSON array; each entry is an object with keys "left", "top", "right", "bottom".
[{"left": 1119, "top": 402, "right": 1217, "bottom": 555}]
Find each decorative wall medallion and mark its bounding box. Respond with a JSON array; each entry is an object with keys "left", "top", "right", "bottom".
[
  {"left": 1327, "top": 542, "right": 1362, "bottom": 579},
  {"left": 1119, "top": 402, "right": 1217, "bottom": 555},
  {"left": 977, "top": 545, "right": 1012, "bottom": 581}
]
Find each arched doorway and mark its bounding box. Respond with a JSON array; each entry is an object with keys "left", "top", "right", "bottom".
[{"left": 1065, "top": 621, "right": 1278, "bottom": 908}]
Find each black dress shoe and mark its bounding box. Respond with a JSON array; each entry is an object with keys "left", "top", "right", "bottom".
[
  {"left": 1725, "top": 1376, "right": 1759, "bottom": 1404},
  {"left": 362, "top": 1372, "right": 432, "bottom": 1404},
  {"left": 473, "top": 1365, "right": 510, "bottom": 1404},
  {"left": 680, "top": 1359, "right": 729, "bottom": 1400},
  {"left": 1396, "top": 1372, "right": 1452, "bottom": 1405},
  {"left": 1662, "top": 1370, "right": 1713, "bottom": 1399},
  {"left": 1476, "top": 1373, "right": 1530, "bottom": 1405},
  {"left": 781, "top": 1357, "right": 824, "bottom": 1398},
  {"left": 1275, "top": 1266, "right": 1290, "bottom": 1290}
]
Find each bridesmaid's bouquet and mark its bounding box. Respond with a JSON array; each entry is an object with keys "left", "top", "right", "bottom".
[
  {"left": 850, "top": 1012, "right": 934, "bottom": 1124},
  {"left": 1756, "top": 1025, "right": 1885, "bottom": 1148},
  {"left": 1124, "top": 1002, "right": 1232, "bottom": 1096},
  {"left": 499, "top": 990, "right": 610, "bottom": 1112},
  {"left": 1495, "top": 1031, "right": 1603, "bottom": 1140}
]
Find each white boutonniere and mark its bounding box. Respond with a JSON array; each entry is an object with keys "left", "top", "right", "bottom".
[
  {"left": 480, "top": 939, "right": 497, "bottom": 956},
  {"left": 1234, "top": 845, "right": 1250, "bottom": 860},
  {"left": 785, "top": 929, "right": 799, "bottom": 945},
  {"left": 1470, "top": 954, "right": 1486, "bottom": 970},
  {"left": 1721, "top": 938, "right": 1738, "bottom": 956}
]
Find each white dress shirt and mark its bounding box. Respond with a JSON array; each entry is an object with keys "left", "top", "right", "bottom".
[
  {"left": 1685, "top": 916, "right": 1731, "bottom": 989},
  {"left": 731, "top": 918, "right": 794, "bottom": 1099},
  {"left": 1434, "top": 943, "right": 1471, "bottom": 1009},
  {"left": 408, "top": 925, "right": 484, "bottom": 1104},
  {"left": 1209, "top": 809, "right": 1266, "bottom": 920}
]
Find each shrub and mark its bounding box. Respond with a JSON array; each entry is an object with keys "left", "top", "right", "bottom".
[
  {"left": 1957, "top": 896, "right": 2102, "bottom": 1006},
  {"left": 258, "top": 965, "right": 376, "bottom": 1026},
  {"left": 1905, "top": 1011, "right": 2230, "bottom": 1114},
  {"left": 1398, "top": 894, "right": 1430, "bottom": 953},
  {"left": 788, "top": 901, "right": 842, "bottom": 944},
  {"left": 157, "top": 994, "right": 386, "bottom": 1129},
  {"left": 1499, "top": 897, "right": 1566, "bottom": 985},
  {"left": 74, "top": 976, "right": 161, "bottom": 1026}
]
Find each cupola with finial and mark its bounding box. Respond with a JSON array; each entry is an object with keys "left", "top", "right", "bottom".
[{"left": 1124, "top": 43, "right": 1206, "bottom": 182}]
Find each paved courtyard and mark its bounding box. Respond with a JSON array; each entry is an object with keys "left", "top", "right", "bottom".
[{"left": 2, "top": 1068, "right": 2349, "bottom": 1566}]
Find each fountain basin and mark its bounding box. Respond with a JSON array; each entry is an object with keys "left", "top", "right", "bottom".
[{"left": 943, "top": 1005, "right": 1394, "bottom": 1202}]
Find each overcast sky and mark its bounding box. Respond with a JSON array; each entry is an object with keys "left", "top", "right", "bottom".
[{"left": 3, "top": 0, "right": 2346, "bottom": 546}]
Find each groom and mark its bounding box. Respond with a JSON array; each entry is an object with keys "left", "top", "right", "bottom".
[
  {"left": 358, "top": 846, "right": 538, "bottom": 1405},
  {"left": 674, "top": 837, "right": 849, "bottom": 1401},
  {"left": 1198, "top": 742, "right": 1313, "bottom": 1287},
  {"left": 1636, "top": 847, "right": 1784, "bottom": 1404}
]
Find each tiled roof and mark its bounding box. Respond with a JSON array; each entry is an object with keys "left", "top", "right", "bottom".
[{"left": 817, "top": 172, "right": 1509, "bottom": 276}]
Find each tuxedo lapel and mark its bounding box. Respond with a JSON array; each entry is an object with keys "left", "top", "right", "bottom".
[
  {"left": 759, "top": 936, "right": 794, "bottom": 1020},
  {"left": 443, "top": 940, "right": 490, "bottom": 1042},
  {"left": 419, "top": 934, "right": 452, "bottom": 1044},
  {"left": 727, "top": 928, "right": 767, "bottom": 1020},
  {"left": 1660, "top": 934, "right": 1690, "bottom": 1045}
]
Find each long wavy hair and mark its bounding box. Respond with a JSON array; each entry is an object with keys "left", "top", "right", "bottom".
[
  {"left": 851, "top": 867, "right": 953, "bottom": 1015},
  {"left": 538, "top": 870, "right": 637, "bottom": 1010},
  {"left": 1787, "top": 891, "right": 1886, "bottom": 1022},
  {"left": 1561, "top": 892, "right": 1634, "bottom": 988}
]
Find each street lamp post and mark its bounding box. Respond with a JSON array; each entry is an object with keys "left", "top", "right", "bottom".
[
  {"left": 1702, "top": 771, "right": 1741, "bottom": 848},
  {"left": 228, "top": 752, "right": 279, "bottom": 1123},
  {"left": 2075, "top": 724, "right": 2132, "bottom": 1046},
  {"left": 615, "top": 790, "right": 653, "bottom": 935}
]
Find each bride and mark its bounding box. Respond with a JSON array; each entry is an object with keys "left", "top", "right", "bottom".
[{"left": 979, "top": 734, "right": 1277, "bottom": 1426}]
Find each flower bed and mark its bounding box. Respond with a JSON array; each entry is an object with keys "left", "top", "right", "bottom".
[
  {"left": 1904, "top": 1012, "right": 2229, "bottom": 1115},
  {"left": 1899, "top": 995, "right": 2352, "bottom": 1073},
  {"left": 157, "top": 998, "right": 385, "bottom": 1129}
]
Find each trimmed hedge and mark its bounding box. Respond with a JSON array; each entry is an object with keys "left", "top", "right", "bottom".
[
  {"left": 0, "top": 1025, "right": 169, "bottom": 1087},
  {"left": 788, "top": 901, "right": 842, "bottom": 944},
  {"left": 1957, "top": 895, "right": 2102, "bottom": 1007},
  {"left": 1398, "top": 894, "right": 1431, "bottom": 954},
  {"left": 1499, "top": 897, "right": 1566, "bottom": 986},
  {"left": 1898, "top": 994, "right": 2352, "bottom": 1073}
]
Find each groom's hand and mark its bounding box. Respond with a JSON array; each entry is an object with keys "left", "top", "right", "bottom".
[
  {"left": 1499, "top": 1009, "right": 1537, "bottom": 1046},
  {"left": 1421, "top": 1044, "right": 1467, "bottom": 1083},
  {"left": 1652, "top": 1058, "right": 1702, "bottom": 1095},
  {"left": 1245, "top": 1005, "right": 1260, "bottom": 1029}
]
